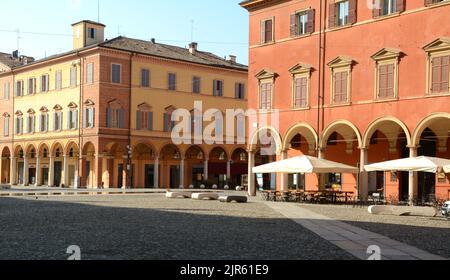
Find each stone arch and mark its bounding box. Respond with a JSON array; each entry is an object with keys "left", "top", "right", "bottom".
[
  {"left": 159, "top": 144, "right": 182, "bottom": 161},
  {"left": 249, "top": 126, "right": 283, "bottom": 154},
  {"left": 209, "top": 146, "right": 229, "bottom": 161},
  {"left": 185, "top": 145, "right": 206, "bottom": 160},
  {"left": 65, "top": 141, "right": 80, "bottom": 156},
  {"left": 282, "top": 122, "right": 318, "bottom": 153},
  {"left": 50, "top": 142, "right": 64, "bottom": 158},
  {"left": 37, "top": 143, "right": 50, "bottom": 158},
  {"left": 320, "top": 120, "right": 362, "bottom": 150},
  {"left": 363, "top": 116, "right": 411, "bottom": 149},
  {"left": 133, "top": 142, "right": 157, "bottom": 160},
  {"left": 412, "top": 112, "right": 450, "bottom": 149}
]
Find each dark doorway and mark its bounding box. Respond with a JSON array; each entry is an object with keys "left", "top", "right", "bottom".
[
  {"left": 192, "top": 165, "right": 204, "bottom": 188},
  {"left": 29, "top": 168, "right": 36, "bottom": 185},
  {"left": 42, "top": 168, "right": 49, "bottom": 186},
  {"left": 118, "top": 164, "right": 124, "bottom": 188},
  {"left": 418, "top": 128, "right": 437, "bottom": 203},
  {"left": 170, "top": 165, "right": 180, "bottom": 189},
  {"left": 144, "top": 165, "right": 155, "bottom": 188},
  {"left": 18, "top": 162, "right": 24, "bottom": 185},
  {"left": 54, "top": 162, "right": 62, "bottom": 187},
  {"left": 399, "top": 136, "right": 410, "bottom": 201}
]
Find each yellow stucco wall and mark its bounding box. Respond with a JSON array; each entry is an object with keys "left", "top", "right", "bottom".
[
  {"left": 130, "top": 57, "right": 248, "bottom": 134},
  {"left": 13, "top": 59, "right": 81, "bottom": 144}
]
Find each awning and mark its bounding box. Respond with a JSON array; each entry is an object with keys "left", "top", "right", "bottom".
[
  {"left": 252, "top": 156, "right": 359, "bottom": 174},
  {"left": 364, "top": 156, "right": 450, "bottom": 173}
]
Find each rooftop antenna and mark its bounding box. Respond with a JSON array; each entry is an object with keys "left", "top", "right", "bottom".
[
  {"left": 16, "top": 29, "right": 22, "bottom": 55},
  {"left": 98, "top": 0, "right": 100, "bottom": 23},
  {"left": 190, "top": 20, "right": 194, "bottom": 42}
]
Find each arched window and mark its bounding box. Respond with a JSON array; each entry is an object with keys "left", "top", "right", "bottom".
[
  {"left": 30, "top": 149, "right": 36, "bottom": 159},
  {"left": 56, "top": 148, "right": 61, "bottom": 158},
  {"left": 43, "top": 148, "right": 48, "bottom": 158}
]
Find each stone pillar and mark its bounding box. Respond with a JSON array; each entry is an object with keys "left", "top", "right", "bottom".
[
  {"left": 204, "top": 159, "right": 209, "bottom": 181},
  {"left": 62, "top": 155, "right": 69, "bottom": 187},
  {"left": 74, "top": 158, "right": 80, "bottom": 189},
  {"left": 95, "top": 154, "right": 104, "bottom": 189},
  {"left": 359, "top": 148, "right": 369, "bottom": 201},
  {"left": 180, "top": 156, "right": 185, "bottom": 188},
  {"left": 409, "top": 146, "right": 418, "bottom": 205},
  {"left": 23, "top": 156, "right": 29, "bottom": 186},
  {"left": 280, "top": 150, "right": 288, "bottom": 192},
  {"left": 10, "top": 157, "right": 17, "bottom": 186},
  {"left": 154, "top": 156, "right": 159, "bottom": 189},
  {"left": 48, "top": 157, "right": 55, "bottom": 187},
  {"left": 227, "top": 160, "right": 231, "bottom": 180},
  {"left": 317, "top": 147, "right": 325, "bottom": 190},
  {"left": 248, "top": 151, "right": 256, "bottom": 196},
  {"left": 35, "top": 157, "right": 41, "bottom": 187}
]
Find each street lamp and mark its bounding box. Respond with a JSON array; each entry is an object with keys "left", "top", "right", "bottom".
[{"left": 126, "top": 145, "right": 132, "bottom": 189}]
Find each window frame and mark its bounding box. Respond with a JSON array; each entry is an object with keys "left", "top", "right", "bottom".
[
  {"left": 371, "top": 48, "right": 401, "bottom": 101},
  {"left": 255, "top": 69, "right": 277, "bottom": 110},
  {"left": 86, "top": 63, "right": 94, "bottom": 85},
  {"left": 193, "top": 76, "right": 201, "bottom": 94},
  {"left": 16, "top": 80, "right": 24, "bottom": 97},
  {"left": 168, "top": 72, "right": 177, "bottom": 91},
  {"left": 55, "top": 70, "right": 63, "bottom": 91},
  {"left": 213, "top": 79, "right": 224, "bottom": 97},
  {"left": 27, "top": 77, "right": 36, "bottom": 95},
  {"left": 40, "top": 74, "right": 49, "bottom": 93},
  {"left": 141, "top": 68, "right": 151, "bottom": 88},
  {"left": 260, "top": 17, "right": 275, "bottom": 45},
  {"left": 328, "top": 56, "right": 354, "bottom": 106},
  {"left": 111, "top": 63, "right": 122, "bottom": 84},
  {"left": 289, "top": 63, "right": 312, "bottom": 109},
  {"left": 423, "top": 38, "right": 450, "bottom": 95}
]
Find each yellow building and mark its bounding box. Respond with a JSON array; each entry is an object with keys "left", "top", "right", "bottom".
[{"left": 0, "top": 20, "right": 248, "bottom": 189}]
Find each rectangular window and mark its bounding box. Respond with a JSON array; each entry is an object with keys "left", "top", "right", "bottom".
[
  {"left": 168, "top": 73, "right": 176, "bottom": 91},
  {"left": 235, "top": 83, "right": 245, "bottom": 99},
  {"left": 111, "top": 64, "right": 121, "bottom": 84},
  {"left": 16, "top": 80, "right": 24, "bottom": 97},
  {"left": 163, "top": 113, "right": 175, "bottom": 132},
  {"left": 213, "top": 80, "right": 223, "bottom": 96},
  {"left": 338, "top": 0, "right": 349, "bottom": 26},
  {"left": 84, "top": 108, "right": 95, "bottom": 128},
  {"left": 55, "top": 71, "right": 62, "bottom": 91},
  {"left": 290, "top": 10, "right": 314, "bottom": 37},
  {"left": 27, "top": 78, "right": 36, "bottom": 95},
  {"left": 3, "top": 117, "right": 9, "bottom": 137},
  {"left": 40, "top": 114, "right": 48, "bottom": 133},
  {"left": 27, "top": 115, "right": 35, "bottom": 134},
  {"left": 68, "top": 110, "right": 78, "bottom": 130},
  {"left": 261, "top": 19, "right": 274, "bottom": 44},
  {"left": 70, "top": 66, "right": 77, "bottom": 88},
  {"left": 141, "top": 69, "right": 150, "bottom": 87},
  {"left": 431, "top": 55, "right": 449, "bottom": 93},
  {"left": 40, "top": 74, "right": 49, "bottom": 93},
  {"left": 88, "top": 27, "right": 96, "bottom": 39},
  {"left": 382, "top": 0, "right": 397, "bottom": 15},
  {"left": 3, "top": 82, "right": 10, "bottom": 100},
  {"left": 294, "top": 77, "right": 308, "bottom": 108},
  {"left": 54, "top": 112, "right": 62, "bottom": 132},
  {"left": 333, "top": 71, "right": 349, "bottom": 104},
  {"left": 378, "top": 64, "right": 395, "bottom": 98},
  {"left": 107, "top": 108, "right": 125, "bottom": 129},
  {"left": 87, "top": 63, "right": 94, "bottom": 84},
  {"left": 137, "top": 111, "right": 153, "bottom": 131},
  {"left": 193, "top": 76, "right": 201, "bottom": 94},
  {"left": 260, "top": 83, "right": 272, "bottom": 109},
  {"left": 15, "top": 117, "right": 23, "bottom": 135}
]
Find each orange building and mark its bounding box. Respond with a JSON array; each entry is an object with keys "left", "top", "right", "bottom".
[{"left": 241, "top": 0, "right": 450, "bottom": 203}]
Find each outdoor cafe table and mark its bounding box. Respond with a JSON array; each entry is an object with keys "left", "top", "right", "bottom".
[{"left": 304, "top": 190, "right": 354, "bottom": 203}]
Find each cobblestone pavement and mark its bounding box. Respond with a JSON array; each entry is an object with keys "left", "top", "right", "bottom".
[
  {"left": 0, "top": 194, "right": 354, "bottom": 260},
  {"left": 300, "top": 204, "right": 450, "bottom": 258}
]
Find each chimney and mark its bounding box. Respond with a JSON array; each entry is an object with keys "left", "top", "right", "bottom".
[
  {"left": 189, "top": 42, "right": 198, "bottom": 54},
  {"left": 12, "top": 50, "right": 19, "bottom": 59},
  {"left": 151, "top": 38, "right": 156, "bottom": 44},
  {"left": 229, "top": 55, "right": 237, "bottom": 63}
]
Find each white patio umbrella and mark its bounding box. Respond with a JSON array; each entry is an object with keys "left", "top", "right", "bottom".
[
  {"left": 252, "top": 155, "right": 359, "bottom": 174},
  {"left": 364, "top": 156, "right": 450, "bottom": 173}
]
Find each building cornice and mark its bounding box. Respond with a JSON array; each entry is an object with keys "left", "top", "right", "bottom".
[{"left": 240, "top": 0, "right": 286, "bottom": 12}]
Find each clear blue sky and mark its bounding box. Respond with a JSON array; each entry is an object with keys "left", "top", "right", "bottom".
[{"left": 0, "top": 0, "right": 249, "bottom": 64}]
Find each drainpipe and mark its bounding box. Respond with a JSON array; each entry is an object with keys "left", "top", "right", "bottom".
[
  {"left": 75, "top": 51, "right": 82, "bottom": 189},
  {"left": 126, "top": 52, "right": 135, "bottom": 189},
  {"left": 317, "top": 0, "right": 325, "bottom": 155}
]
